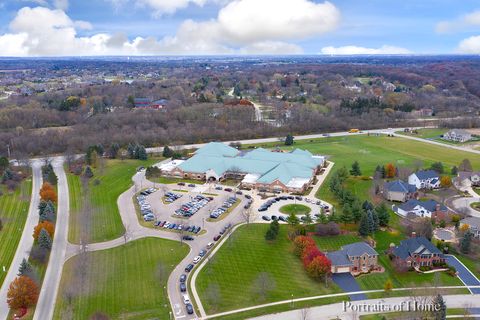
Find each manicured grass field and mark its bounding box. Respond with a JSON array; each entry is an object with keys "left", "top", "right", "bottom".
[
  {"left": 313, "top": 234, "right": 361, "bottom": 251},
  {"left": 356, "top": 255, "right": 463, "bottom": 291},
  {"left": 150, "top": 176, "right": 200, "bottom": 185},
  {"left": 0, "top": 180, "right": 32, "bottom": 287},
  {"left": 402, "top": 128, "right": 447, "bottom": 139},
  {"left": 68, "top": 159, "right": 158, "bottom": 244},
  {"left": 470, "top": 202, "right": 480, "bottom": 211},
  {"left": 53, "top": 238, "right": 188, "bottom": 320},
  {"left": 279, "top": 204, "right": 311, "bottom": 215},
  {"left": 196, "top": 224, "right": 341, "bottom": 314}
]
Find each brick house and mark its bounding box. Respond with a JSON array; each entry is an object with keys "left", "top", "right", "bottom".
[
  {"left": 383, "top": 180, "right": 417, "bottom": 202},
  {"left": 326, "top": 242, "right": 381, "bottom": 274},
  {"left": 391, "top": 236, "right": 445, "bottom": 268}
]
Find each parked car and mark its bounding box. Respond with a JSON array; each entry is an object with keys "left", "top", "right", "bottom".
[
  {"left": 180, "top": 274, "right": 187, "bottom": 283},
  {"left": 278, "top": 216, "right": 287, "bottom": 222},
  {"left": 215, "top": 186, "right": 223, "bottom": 190},
  {"left": 185, "top": 264, "right": 194, "bottom": 272},
  {"left": 224, "top": 188, "right": 232, "bottom": 192},
  {"left": 177, "top": 182, "right": 186, "bottom": 186},
  {"left": 188, "top": 184, "right": 195, "bottom": 187},
  {"left": 245, "top": 194, "right": 252, "bottom": 199},
  {"left": 213, "top": 235, "right": 221, "bottom": 241},
  {"left": 199, "top": 249, "right": 206, "bottom": 257},
  {"left": 180, "top": 282, "right": 186, "bottom": 292},
  {"left": 182, "top": 235, "right": 194, "bottom": 241},
  {"left": 183, "top": 294, "right": 190, "bottom": 305},
  {"left": 186, "top": 303, "right": 194, "bottom": 314},
  {"left": 271, "top": 215, "right": 278, "bottom": 220},
  {"left": 262, "top": 215, "right": 271, "bottom": 221},
  {"left": 207, "top": 242, "right": 214, "bottom": 249},
  {"left": 193, "top": 256, "right": 201, "bottom": 264}
]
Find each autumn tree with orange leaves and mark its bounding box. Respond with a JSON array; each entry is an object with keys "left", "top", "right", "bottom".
[
  {"left": 385, "top": 163, "right": 396, "bottom": 178},
  {"left": 306, "top": 255, "right": 332, "bottom": 281},
  {"left": 39, "top": 182, "right": 57, "bottom": 203},
  {"left": 33, "top": 221, "right": 55, "bottom": 240},
  {"left": 7, "top": 276, "right": 39, "bottom": 309}
]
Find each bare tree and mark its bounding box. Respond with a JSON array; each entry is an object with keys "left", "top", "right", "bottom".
[{"left": 252, "top": 272, "right": 276, "bottom": 302}]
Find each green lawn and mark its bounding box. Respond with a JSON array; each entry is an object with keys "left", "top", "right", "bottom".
[
  {"left": 149, "top": 176, "right": 200, "bottom": 185},
  {"left": 53, "top": 238, "right": 188, "bottom": 320},
  {"left": 279, "top": 204, "right": 311, "bottom": 215},
  {"left": 356, "top": 255, "right": 463, "bottom": 291},
  {"left": 196, "top": 224, "right": 341, "bottom": 314},
  {"left": 0, "top": 180, "right": 32, "bottom": 287},
  {"left": 403, "top": 128, "right": 447, "bottom": 139},
  {"left": 314, "top": 234, "right": 361, "bottom": 251},
  {"left": 470, "top": 202, "right": 480, "bottom": 211},
  {"left": 68, "top": 158, "right": 158, "bottom": 244}
]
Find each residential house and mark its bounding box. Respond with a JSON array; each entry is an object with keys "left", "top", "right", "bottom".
[
  {"left": 133, "top": 98, "right": 167, "bottom": 109},
  {"left": 383, "top": 180, "right": 417, "bottom": 202},
  {"left": 442, "top": 129, "right": 472, "bottom": 143},
  {"left": 408, "top": 170, "right": 440, "bottom": 189},
  {"left": 456, "top": 171, "right": 480, "bottom": 188},
  {"left": 460, "top": 217, "right": 480, "bottom": 239},
  {"left": 393, "top": 199, "right": 448, "bottom": 219},
  {"left": 391, "top": 236, "right": 445, "bottom": 268},
  {"left": 326, "top": 242, "right": 381, "bottom": 274}
]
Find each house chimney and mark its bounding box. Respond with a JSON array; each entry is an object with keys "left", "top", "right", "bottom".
[{"left": 411, "top": 231, "right": 417, "bottom": 238}]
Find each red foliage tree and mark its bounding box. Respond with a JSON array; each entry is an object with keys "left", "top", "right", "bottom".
[
  {"left": 306, "top": 255, "right": 332, "bottom": 281},
  {"left": 302, "top": 245, "right": 324, "bottom": 268},
  {"left": 385, "top": 163, "right": 396, "bottom": 178},
  {"left": 33, "top": 221, "right": 55, "bottom": 240},
  {"left": 39, "top": 182, "right": 57, "bottom": 203},
  {"left": 293, "top": 236, "right": 316, "bottom": 257},
  {"left": 7, "top": 276, "right": 39, "bottom": 309}
]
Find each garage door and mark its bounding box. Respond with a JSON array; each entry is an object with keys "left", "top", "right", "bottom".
[{"left": 336, "top": 266, "right": 351, "bottom": 273}]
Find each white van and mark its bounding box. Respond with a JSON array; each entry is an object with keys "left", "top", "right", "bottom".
[{"left": 183, "top": 294, "right": 190, "bottom": 305}]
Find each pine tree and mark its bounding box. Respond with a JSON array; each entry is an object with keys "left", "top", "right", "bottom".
[
  {"left": 380, "top": 166, "right": 386, "bottom": 178},
  {"left": 265, "top": 228, "right": 276, "bottom": 241},
  {"left": 127, "top": 143, "right": 135, "bottom": 159},
  {"left": 303, "top": 212, "right": 313, "bottom": 225},
  {"left": 451, "top": 166, "right": 458, "bottom": 175},
  {"left": 285, "top": 134, "right": 294, "bottom": 146},
  {"left": 287, "top": 212, "right": 299, "bottom": 226},
  {"left": 351, "top": 200, "right": 364, "bottom": 223},
  {"left": 432, "top": 294, "right": 446, "bottom": 320},
  {"left": 270, "top": 220, "right": 280, "bottom": 235},
  {"left": 163, "top": 146, "right": 173, "bottom": 158},
  {"left": 460, "top": 231, "right": 473, "bottom": 254},
  {"left": 371, "top": 210, "right": 379, "bottom": 232},
  {"left": 18, "top": 258, "right": 32, "bottom": 276},
  {"left": 376, "top": 203, "right": 390, "bottom": 227},
  {"left": 358, "top": 212, "right": 370, "bottom": 236},
  {"left": 318, "top": 211, "right": 328, "bottom": 224},
  {"left": 341, "top": 204, "right": 354, "bottom": 224},
  {"left": 84, "top": 166, "right": 94, "bottom": 178},
  {"left": 38, "top": 229, "right": 52, "bottom": 250},
  {"left": 350, "top": 161, "right": 362, "bottom": 176},
  {"left": 137, "top": 145, "right": 148, "bottom": 160}
]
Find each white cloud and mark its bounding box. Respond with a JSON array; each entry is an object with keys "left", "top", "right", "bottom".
[
  {"left": 436, "top": 10, "right": 480, "bottom": 34},
  {"left": 320, "top": 45, "right": 412, "bottom": 55},
  {"left": 218, "top": 0, "right": 339, "bottom": 44},
  {"left": 0, "top": 0, "right": 340, "bottom": 56},
  {"left": 457, "top": 35, "right": 480, "bottom": 54},
  {"left": 53, "top": 0, "right": 69, "bottom": 10},
  {"left": 136, "top": 0, "right": 207, "bottom": 16}
]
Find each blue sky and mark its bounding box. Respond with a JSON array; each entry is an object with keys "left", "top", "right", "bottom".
[{"left": 0, "top": 0, "right": 480, "bottom": 56}]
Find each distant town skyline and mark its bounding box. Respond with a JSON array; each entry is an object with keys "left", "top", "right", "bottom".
[{"left": 0, "top": 0, "right": 480, "bottom": 56}]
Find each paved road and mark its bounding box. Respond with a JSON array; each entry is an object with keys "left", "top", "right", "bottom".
[
  {"left": 33, "top": 159, "right": 70, "bottom": 320},
  {"left": 331, "top": 273, "right": 367, "bottom": 301},
  {"left": 249, "top": 294, "right": 480, "bottom": 320},
  {"left": 0, "top": 162, "right": 42, "bottom": 320},
  {"left": 446, "top": 255, "right": 480, "bottom": 294}
]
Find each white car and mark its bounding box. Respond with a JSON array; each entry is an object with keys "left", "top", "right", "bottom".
[
  {"left": 193, "top": 256, "right": 201, "bottom": 264},
  {"left": 183, "top": 294, "right": 190, "bottom": 305}
]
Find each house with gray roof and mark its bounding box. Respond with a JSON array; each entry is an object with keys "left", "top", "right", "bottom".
[
  {"left": 460, "top": 217, "right": 480, "bottom": 239},
  {"left": 391, "top": 236, "right": 444, "bottom": 268},
  {"left": 456, "top": 171, "right": 480, "bottom": 188},
  {"left": 164, "top": 142, "right": 325, "bottom": 193},
  {"left": 442, "top": 129, "right": 472, "bottom": 143},
  {"left": 326, "top": 242, "right": 381, "bottom": 274},
  {"left": 393, "top": 199, "right": 447, "bottom": 219},
  {"left": 383, "top": 180, "right": 417, "bottom": 202},
  {"left": 408, "top": 170, "right": 440, "bottom": 189}
]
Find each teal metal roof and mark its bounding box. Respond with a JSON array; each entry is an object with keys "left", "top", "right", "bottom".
[
  {"left": 195, "top": 142, "right": 239, "bottom": 157},
  {"left": 178, "top": 143, "right": 323, "bottom": 185}
]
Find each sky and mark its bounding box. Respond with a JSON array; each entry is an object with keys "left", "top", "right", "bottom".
[{"left": 0, "top": 0, "right": 480, "bottom": 56}]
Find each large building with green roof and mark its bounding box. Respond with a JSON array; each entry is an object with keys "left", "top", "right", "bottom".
[{"left": 164, "top": 142, "right": 325, "bottom": 193}]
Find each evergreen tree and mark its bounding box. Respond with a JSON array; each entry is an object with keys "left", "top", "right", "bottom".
[
  {"left": 285, "top": 134, "right": 294, "bottom": 146},
  {"left": 450, "top": 166, "right": 458, "bottom": 175},
  {"left": 430, "top": 162, "right": 444, "bottom": 174},
  {"left": 270, "top": 220, "right": 280, "bottom": 236},
  {"left": 163, "top": 146, "right": 173, "bottom": 158},
  {"left": 38, "top": 229, "right": 52, "bottom": 250},
  {"left": 376, "top": 203, "right": 390, "bottom": 227},
  {"left": 459, "top": 159, "right": 473, "bottom": 172},
  {"left": 109, "top": 143, "right": 120, "bottom": 158},
  {"left": 137, "top": 145, "right": 148, "bottom": 160},
  {"left": 287, "top": 212, "right": 299, "bottom": 226},
  {"left": 351, "top": 200, "right": 364, "bottom": 223},
  {"left": 362, "top": 200, "right": 374, "bottom": 212},
  {"left": 350, "top": 161, "right": 362, "bottom": 176},
  {"left": 460, "top": 231, "right": 473, "bottom": 254},
  {"left": 380, "top": 166, "right": 386, "bottom": 178},
  {"left": 18, "top": 258, "right": 32, "bottom": 276},
  {"left": 371, "top": 210, "right": 379, "bottom": 232},
  {"left": 318, "top": 211, "right": 328, "bottom": 224},
  {"left": 432, "top": 294, "right": 447, "bottom": 320},
  {"left": 265, "top": 228, "right": 276, "bottom": 241},
  {"left": 358, "top": 212, "right": 370, "bottom": 236},
  {"left": 233, "top": 83, "right": 241, "bottom": 97},
  {"left": 127, "top": 143, "right": 135, "bottom": 159},
  {"left": 303, "top": 212, "right": 313, "bottom": 225},
  {"left": 84, "top": 166, "right": 94, "bottom": 178},
  {"left": 340, "top": 204, "right": 354, "bottom": 224}
]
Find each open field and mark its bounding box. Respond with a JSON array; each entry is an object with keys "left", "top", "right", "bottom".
[
  {"left": 196, "top": 224, "right": 341, "bottom": 314},
  {"left": 402, "top": 128, "right": 447, "bottom": 139},
  {"left": 279, "top": 204, "right": 311, "bottom": 216},
  {"left": 67, "top": 158, "right": 158, "bottom": 244},
  {"left": 149, "top": 176, "right": 200, "bottom": 185},
  {"left": 313, "top": 234, "right": 361, "bottom": 251},
  {"left": 0, "top": 180, "right": 32, "bottom": 287},
  {"left": 53, "top": 238, "right": 188, "bottom": 320}
]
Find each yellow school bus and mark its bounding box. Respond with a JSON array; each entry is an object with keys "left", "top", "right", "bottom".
[{"left": 349, "top": 128, "right": 360, "bottom": 133}]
